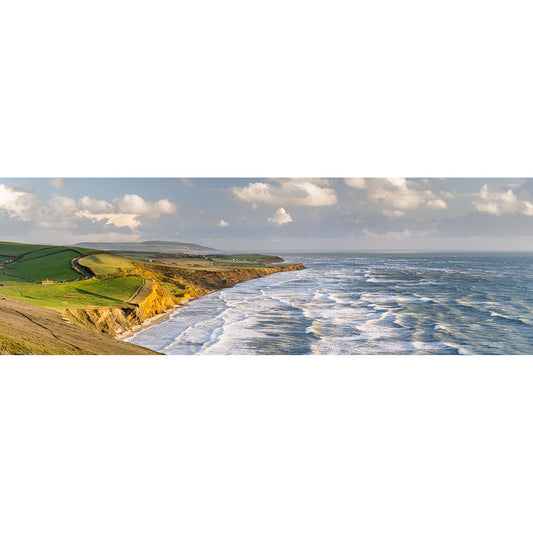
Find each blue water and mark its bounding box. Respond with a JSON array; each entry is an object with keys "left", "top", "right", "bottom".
[{"left": 127, "top": 253, "right": 533, "bottom": 355}]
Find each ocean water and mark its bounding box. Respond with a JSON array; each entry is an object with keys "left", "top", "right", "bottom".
[{"left": 127, "top": 253, "right": 533, "bottom": 355}]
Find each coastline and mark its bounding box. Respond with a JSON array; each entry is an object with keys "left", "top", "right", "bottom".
[
  {"left": 114, "top": 263, "right": 306, "bottom": 345},
  {"left": 115, "top": 297, "right": 197, "bottom": 342}
]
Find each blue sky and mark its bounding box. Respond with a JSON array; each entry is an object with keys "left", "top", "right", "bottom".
[{"left": 1, "top": 178, "right": 532, "bottom": 251}]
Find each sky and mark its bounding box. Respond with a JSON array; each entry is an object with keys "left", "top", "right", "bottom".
[{"left": 1, "top": 177, "right": 532, "bottom": 251}]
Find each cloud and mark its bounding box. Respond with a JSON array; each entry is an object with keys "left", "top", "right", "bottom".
[
  {"left": 344, "top": 178, "right": 367, "bottom": 189},
  {"left": 113, "top": 194, "right": 176, "bottom": 216},
  {"left": 49, "top": 178, "right": 66, "bottom": 190},
  {"left": 11, "top": 182, "right": 35, "bottom": 193},
  {"left": 350, "top": 178, "right": 448, "bottom": 213},
  {"left": 0, "top": 184, "right": 35, "bottom": 220},
  {"left": 441, "top": 191, "right": 456, "bottom": 199},
  {"left": 0, "top": 185, "right": 178, "bottom": 232},
  {"left": 232, "top": 180, "right": 337, "bottom": 207},
  {"left": 426, "top": 199, "right": 447, "bottom": 210},
  {"left": 218, "top": 219, "right": 229, "bottom": 227},
  {"left": 79, "top": 195, "right": 112, "bottom": 213},
  {"left": 383, "top": 209, "right": 405, "bottom": 218},
  {"left": 473, "top": 184, "right": 533, "bottom": 216},
  {"left": 75, "top": 211, "right": 142, "bottom": 230},
  {"left": 268, "top": 207, "right": 293, "bottom": 226},
  {"left": 76, "top": 194, "right": 176, "bottom": 230},
  {"left": 368, "top": 178, "right": 434, "bottom": 210}
]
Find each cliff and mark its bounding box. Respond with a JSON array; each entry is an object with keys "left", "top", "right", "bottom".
[{"left": 59, "top": 263, "right": 306, "bottom": 339}]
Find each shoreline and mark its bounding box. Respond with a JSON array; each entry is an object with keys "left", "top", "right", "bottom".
[
  {"left": 114, "top": 297, "right": 198, "bottom": 342},
  {"left": 114, "top": 263, "right": 306, "bottom": 345}
]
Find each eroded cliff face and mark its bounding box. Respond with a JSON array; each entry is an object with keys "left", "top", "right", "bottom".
[
  {"left": 59, "top": 282, "right": 179, "bottom": 337},
  {"left": 59, "top": 263, "right": 306, "bottom": 338}
]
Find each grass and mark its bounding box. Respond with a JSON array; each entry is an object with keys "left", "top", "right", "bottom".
[
  {"left": 0, "top": 275, "right": 144, "bottom": 308},
  {"left": 0, "top": 242, "right": 54, "bottom": 257},
  {"left": 8, "top": 250, "right": 81, "bottom": 282},
  {"left": 119, "top": 252, "right": 284, "bottom": 270},
  {"left": 0, "top": 242, "right": 143, "bottom": 308},
  {"left": 16, "top": 246, "right": 71, "bottom": 262},
  {"left": 0, "top": 241, "right": 296, "bottom": 312},
  {"left": 78, "top": 253, "right": 134, "bottom": 276}
]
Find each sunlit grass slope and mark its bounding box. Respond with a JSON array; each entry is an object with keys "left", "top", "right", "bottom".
[
  {"left": 0, "top": 276, "right": 144, "bottom": 308},
  {"left": 78, "top": 252, "right": 135, "bottom": 276},
  {"left": 0, "top": 242, "right": 143, "bottom": 308}
]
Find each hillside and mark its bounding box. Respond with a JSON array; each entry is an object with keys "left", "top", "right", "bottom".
[
  {"left": 0, "top": 241, "right": 305, "bottom": 354},
  {"left": 0, "top": 294, "right": 158, "bottom": 355},
  {"left": 75, "top": 240, "right": 218, "bottom": 253}
]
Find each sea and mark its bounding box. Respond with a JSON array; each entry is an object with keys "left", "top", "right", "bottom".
[{"left": 127, "top": 253, "right": 533, "bottom": 355}]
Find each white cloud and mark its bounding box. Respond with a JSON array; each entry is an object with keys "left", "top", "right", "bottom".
[
  {"left": 344, "top": 178, "right": 367, "bottom": 189},
  {"left": 426, "top": 199, "right": 447, "bottom": 210},
  {"left": 0, "top": 184, "right": 34, "bottom": 220},
  {"left": 268, "top": 207, "right": 293, "bottom": 226},
  {"left": 232, "top": 180, "right": 337, "bottom": 207},
  {"left": 368, "top": 178, "right": 434, "bottom": 210},
  {"left": 75, "top": 211, "right": 142, "bottom": 230},
  {"left": 218, "top": 219, "right": 229, "bottom": 227},
  {"left": 49, "top": 178, "right": 66, "bottom": 190},
  {"left": 0, "top": 185, "right": 177, "bottom": 232},
  {"left": 352, "top": 178, "right": 448, "bottom": 213},
  {"left": 75, "top": 194, "right": 177, "bottom": 230},
  {"left": 474, "top": 184, "right": 533, "bottom": 216},
  {"left": 113, "top": 194, "right": 176, "bottom": 216},
  {"left": 79, "top": 195, "right": 112, "bottom": 213},
  {"left": 49, "top": 195, "right": 78, "bottom": 213}
]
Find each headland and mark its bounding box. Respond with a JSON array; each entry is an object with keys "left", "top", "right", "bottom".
[{"left": 0, "top": 241, "right": 305, "bottom": 354}]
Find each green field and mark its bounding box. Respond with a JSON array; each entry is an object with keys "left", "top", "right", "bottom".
[
  {"left": 79, "top": 253, "right": 134, "bottom": 276},
  {"left": 0, "top": 242, "right": 144, "bottom": 307},
  {"left": 7, "top": 250, "right": 81, "bottom": 282},
  {"left": 0, "top": 241, "right": 291, "bottom": 311},
  {"left": 0, "top": 275, "right": 144, "bottom": 308},
  {"left": 0, "top": 242, "right": 55, "bottom": 257},
  {"left": 16, "top": 246, "right": 71, "bottom": 262}
]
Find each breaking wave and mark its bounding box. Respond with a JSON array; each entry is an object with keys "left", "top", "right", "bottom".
[{"left": 127, "top": 252, "right": 533, "bottom": 355}]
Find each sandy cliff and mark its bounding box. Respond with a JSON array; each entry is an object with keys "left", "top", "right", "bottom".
[{"left": 60, "top": 263, "right": 306, "bottom": 339}]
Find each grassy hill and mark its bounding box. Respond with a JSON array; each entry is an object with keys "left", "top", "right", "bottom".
[
  {"left": 0, "top": 240, "right": 304, "bottom": 354},
  {"left": 0, "top": 275, "right": 144, "bottom": 308},
  {"left": 9, "top": 249, "right": 82, "bottom": 282},
  {"left": 0, "top": 294, "right": 158, "bottom": 355},
  {"left": 0, "top": 242, "right": 142, "bottom": 308},
  {"left": 78, "top": 252, "right": 135, "bottom": 276},
  {"left": 75, "top": 240, "right": 218, "bottom": 253}
]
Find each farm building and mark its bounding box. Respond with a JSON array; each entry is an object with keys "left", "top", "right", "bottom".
[{"left": 41, "top": 279, "right": 54, "bottom": 285}]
